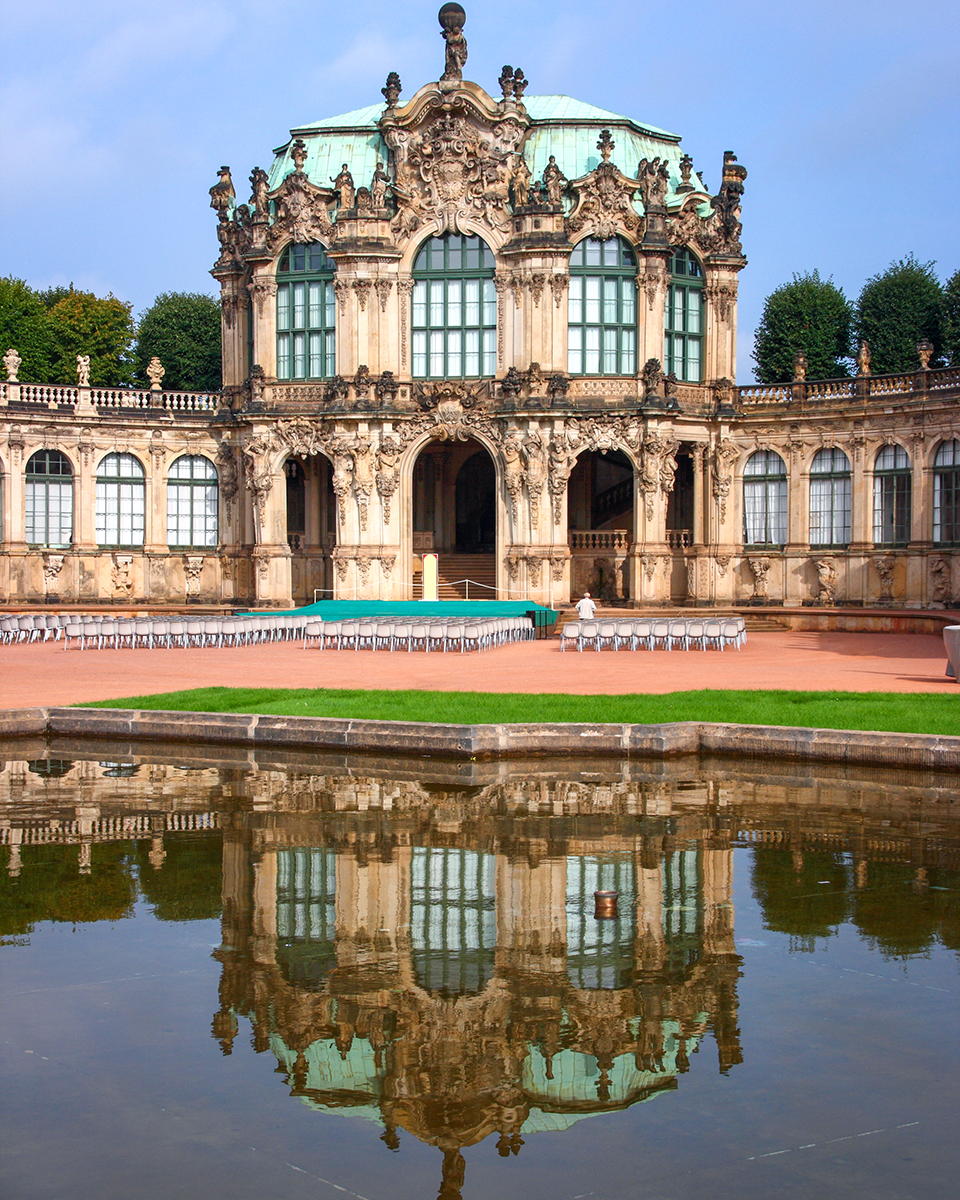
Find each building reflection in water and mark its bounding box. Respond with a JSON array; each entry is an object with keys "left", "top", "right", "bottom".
[
  {"left": 2, "top": 746, "right": 958, "bottom": 1200},
  {"left": 214, "top": 810, "right": 740, "bottom": 1199}
]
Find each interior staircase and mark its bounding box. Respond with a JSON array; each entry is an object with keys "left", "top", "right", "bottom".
[{"left": 412, "top": 553, "right": 498, "bottom": 600}]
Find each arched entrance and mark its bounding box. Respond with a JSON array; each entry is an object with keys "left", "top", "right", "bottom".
[
  {"left": 567, "top": 449, "right": 634, "bottom": 603},
  {"left": 412, "top": 438, "right": 497, "bottom": 598},
  {"left": 285, "top": 454, "right": 337, "bottom": 605}
]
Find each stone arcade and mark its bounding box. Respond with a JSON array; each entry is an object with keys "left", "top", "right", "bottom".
[{"left": 1, "top": 6, "right": 959, "bottom": 609}]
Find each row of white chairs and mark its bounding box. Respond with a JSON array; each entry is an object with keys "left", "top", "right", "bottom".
[
  {"left": 1, "top": 613, "right": 70, "bottom": 643},
  {"left": 560, "top": 617, "right": 746, "bottom": 652},
  {"left": 302, "top": 616, "right": 534, "bottom": 652}
]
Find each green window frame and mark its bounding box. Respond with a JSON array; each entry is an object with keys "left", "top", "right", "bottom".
[
  {"left": 412, "top": 234, "right": 497, "bottom": 379},
  {"left": 934, "top": 439, "right": 960, "bottom": 546},
  {"left": 743, "top": 449, "right": 788, "bottom": 546},
  {"left": 809, "top": 447, "right": 851, "bottom": 547},
  {"left": 665, "top": 247, "right": 704, "bottom": 382},
  {"left": 25, "top": 449, "right": 73, "bottom": 548},
  {"left": 567, "top": 236, "right": 637, "bottom": 376},
  {"left": 96, "top": 453, "right": 145, "bottom": 548},
  {"left": 873, "top": 444, "right": 911, "bottom": 546},
  {"left": 276, "top": 243, "right": 336, "bottom": 381},
  {"left": 166, "top": 455, "right": 218, "bottom": 549}
]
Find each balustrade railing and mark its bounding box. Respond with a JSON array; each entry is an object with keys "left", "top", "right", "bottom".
[
  {"left": 1, "top": 381, "right": 218, "bottom": 413},
  {"left": 569, "top": 530, "right": 630, "bottom": 551},
  {"left": 737, "top": 365, "right": 960, "bottom": 408},
  {"left": 666, "top": 529, "right": 691, "bottom": 549}
]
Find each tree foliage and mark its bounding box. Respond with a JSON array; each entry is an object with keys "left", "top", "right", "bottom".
[
  {"left": 135, "top": 292, "right": 222, "bottom": 392},
  {"left": 0, "top": 277, "right": 135, "bottom": 385},
  {"left": 941, "top": 268, "right": 960, "bottom": 367},
  {"left": 752, "top": 271, "right": 853, "bottom": 383},
  {"left": 854, "top": 255, "right": 944, "bottom": 374}
]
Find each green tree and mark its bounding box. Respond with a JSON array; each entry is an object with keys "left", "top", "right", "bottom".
[
  {"left": 941, "top": 267, "right": 960, "bottom": 366},
  {"left": 854, "top": 255, "right": 944, "bottom": 374},
  {"left": 752, "top": 271, "right": 853, "bottom": 383},
  {"left": 46, "top": 289, "right": 136, "bottom": 385},
  {"left": 135, "top": 292, "right": 222, "bottom": 392},
  {"left": 0, "top": 277, "right": 53, "bottom": 381}
]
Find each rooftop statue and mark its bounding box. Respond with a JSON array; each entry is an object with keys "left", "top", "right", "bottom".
[{"left": 439, "top": 3, "right": 467, "bottom": 81}]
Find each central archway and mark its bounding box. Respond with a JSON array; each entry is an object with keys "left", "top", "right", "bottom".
[
  {"left": 567, "top": 449, "right": 634, "bottom": 603},
  {"left": 412, "top": 437, "right": 497, "bottom": 598}
]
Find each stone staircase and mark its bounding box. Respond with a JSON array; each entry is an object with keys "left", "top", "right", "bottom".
[{"left": 413, "top": 553, "right": 498, "bottom": 599}]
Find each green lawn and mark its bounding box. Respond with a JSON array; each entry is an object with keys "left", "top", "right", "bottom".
[{"left": 81, "top": 686, "right": 960, "bottom": 736}]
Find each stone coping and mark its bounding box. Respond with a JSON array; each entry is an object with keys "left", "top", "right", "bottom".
[{"left": 0, "top": 707, "right": 957, "bottom": 771}]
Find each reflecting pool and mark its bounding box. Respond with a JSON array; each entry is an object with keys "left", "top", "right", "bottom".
[{"left": 1, "top": 743, "right": 958, "bottom": 1200}]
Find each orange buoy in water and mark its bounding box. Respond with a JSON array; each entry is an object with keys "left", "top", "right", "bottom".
[{"left": 594, "top": 890, "right": 618, "bottom": 919}]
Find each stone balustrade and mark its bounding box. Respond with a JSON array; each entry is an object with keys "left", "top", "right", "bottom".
[
  {"left": 569, "top": 529, "right": 630, "bottom": 551},
  {"left": 0, "top": 381, "right": 219, "bottom": 413}
]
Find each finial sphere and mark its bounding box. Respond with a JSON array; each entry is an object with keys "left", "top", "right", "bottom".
[{"left": 439, "top": 3, "right": 466, "bottom": 30}]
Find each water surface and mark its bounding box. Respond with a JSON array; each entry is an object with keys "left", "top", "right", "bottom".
[{"left": 1, "top": 745, "right": 957, "bottom": 1200}]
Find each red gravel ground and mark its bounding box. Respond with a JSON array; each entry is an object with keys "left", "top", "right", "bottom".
[{"left": 0, "top": 629, "right": 952, "bottom": 707}]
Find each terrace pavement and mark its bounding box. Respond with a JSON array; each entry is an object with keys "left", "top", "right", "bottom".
[{"left": 0, "top": 629, "right": 953, "bottom": 708}]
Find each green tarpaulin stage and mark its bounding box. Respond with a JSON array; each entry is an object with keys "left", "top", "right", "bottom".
[{"left": 281, "top": 599, "right": 559, "bottom": 629}]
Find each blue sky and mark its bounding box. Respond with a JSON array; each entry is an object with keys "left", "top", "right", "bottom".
[{"left": 2, "top": 0, "right": 958, "bottom": 379}]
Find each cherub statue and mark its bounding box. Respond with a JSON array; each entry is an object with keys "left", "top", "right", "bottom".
[
  {"left": 76, "top": 354, "right": 90, "bottom": 386},
  {"left": 3, "top": 347, "right": 21, "bottom": 382}
]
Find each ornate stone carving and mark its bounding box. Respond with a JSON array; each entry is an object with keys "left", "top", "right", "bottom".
[
  {"left": 505, "top": 554, "right": 520, "bottom": 582},
  {"left": 641, "top": 554, "right": 658, "bottom": 583},
  {"left": 382, "top": 72, "right": 402, "bottom": 108},
  {"left": 76, "top": 355, "right": 90, "bottom": 386},
  {"left": 550, "top": 555, "right": 566, "bottom": 583},
  {"left": 266, "top": 157, "right": 335, "bottom": 252},
  {"left": 42, "top": 553, "right": 64, "bottom": 591},
  {"left": 500, "top": 366, "right": 524, "bottom": 397},
  {"left": 502, "top": 435, "right": 525, "bottom": 523},
  {"left": 686, "top": 555, "right": 698, "bottom": 600},
  {"left": 356, "top": 553, "right": 371, "bottom": 585},
  {"left": 523, "top": 435, "right": 546, "bottom": 522},
  {"left": 215, "top": 442, "right": 239, "bottom": 519},
  {"left": 712, "top": 439, "right": 739, "bottom": 522},
  {"left": 439, "top": 3, "right": 468, "bottom": 81},
  {"left": 636, "top": 157, "right": 670, "bottom": 209},
  {"left": 333, "top": 551, "right": 350, "bottom": 583},
  {"left": 330, "top": 439, "right": 355, "bottom": 524},
  {"left": 334, "top": 279, "right": 349, "bottom": 315},
  {"left": 248, "top": 278, "right": 277, "bottom": 316},
  {"left": 252, "top": 550, "right": 271, "bottom": 585},
  {"left": 352, "top": 437, "right": 375, "bottom": 531},
  {"left": 3, "top": 348, "right": 21, "bottom": 382},
  {"left": 543, "top": 156, "right": 567, "bottom": 205},
  {"left": 709, "top": 152, "right": 746, "bottom": 255},
  {"left": 548, "top": 437, "right": 579, "bottom": 525},
  {"left": 549, "top": 273, "right": 569, "bottom": 308},
  {"left": 706, "top": 282, "right": 736, "bottom": 322},
  {"left": 354, "top": 365, "right": 371, "bottom": 400},
  {"left": 184, "top": 556, "right": 204, "bottom": 597},
  {"left": 111, "top": 554, "right": 133, "bottom": 598},
  {"left": 716, "top": 554, "right": 731, "bottom": 577},
  {"left": 381, "top": 554, "right": 396, "bottom": 580},
  {"left": 659, "top": 438, "right": 679, "bottom": 495},
  {"left": 566, "top": 132, "right": 643, "bottom": 241},
  {"left": 747, "top": 556, "right": 770, "bottom": 598},
  {"left": 931, "top": 556, "right": 951, "bottom": 604},
  {"left": 815, "top": 557, "right": 838, "bottom": 606},
  {"left": 856, "top": 340, "right": 871, "bottom": 376},
  {"left": 511, "top": 155, "right": 531, "bottom": 207},
  {"left": 146, "top": 357, "right": 165, "bottom": 390},
  {"left": 376, "top": 371, "right": 400, "bottom": 404},
  {"left": 352, "top": 278, "right": 372, "bottom": 311},
  {"left": 526, "top": 555, "right": 542, "bottom": 587},
  {"left": 6, "top": 426, "right": 24, "bottom": 466},
  {"left": 241, "top": 433, "right": 275, "bottom": 525},
  {"left": 528, "top": 273, "right": 545, "bottom": 307},
  {"left": 917, "top": 338, "right": 934, "bottom": 370},
  {"left": 875, "top": 554, "right": 895, "bottom": 600},
  {"left": 374, "top": 278, "right": 393, "bottom": 312}
]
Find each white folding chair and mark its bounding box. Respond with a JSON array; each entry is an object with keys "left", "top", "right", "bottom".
[{"left": 560, "top": 621, "right": 581, "bottom": 652}]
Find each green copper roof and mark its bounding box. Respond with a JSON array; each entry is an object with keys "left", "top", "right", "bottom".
[{"left": 267, "top": 93, "right": 699, "bottom": 208}]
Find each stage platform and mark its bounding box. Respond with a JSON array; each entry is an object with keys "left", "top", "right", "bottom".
[{"left": 292, "top": 599, "right": 559, "bottom": 632}]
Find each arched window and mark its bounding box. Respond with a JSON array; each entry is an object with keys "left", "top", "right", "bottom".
[
  {"left": 276, "top": 243, "right": 336, "bottom": 380},
  {"left": 25, "top": 449, "right": 73, "bottom": 547},
  {"left": 934, "top": 440, "right": 960, "bottom": 546},
  {"left": 665, "top": 247, "right": 704, "bottom": 382},
  {"left": 809, "top": 448, "right": 851, "bottom": 547},
  {"left": 167, "top": 456, "right": 218, "bottom": 548},
  {"left": 96, "top": 453, "right": 145, "bottom": 547},
  {"left": 412, "top": 234, "right": 496, "bottom": 379},
  {"left": 743, "top": 450, "right": 787, "bottom": 546},
  {"left": 873, "top": 444, "right": 911, "bottom": 546},
  {"left": 567, "top": 236, "right": 636, "bottom": 376}
]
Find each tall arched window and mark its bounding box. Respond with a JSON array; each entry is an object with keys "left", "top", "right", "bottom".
[
  {"left": 665, "top": 247, "right": 704, "bottom": 382},
  {"left": 167, "top": 456, "right": 218, "bottom": 548},
  {"left": 567, "top": 236, "right": 636, "bottom": 376},
  {"left": 412, "top": 234, "right": 496, "bottom": 379},
  {"left": 743, "top": 450, "right": 787, "bottom": 546},
  {"left": 25, "top": 450, "right": 73, "bottom": 547},
  {"left": 934, "top": 440, "right": 960, "bottom": 545},
  {"left": 276, "top": 243, "right": 336, "bottom": 380},
  {"left": 96, "top": 453, "right": 145, "bottom": 547},
  {"left": 809, "top": 448, "right": 851, "bottom": 547},
  {"left": 873, "top": 444, "right": 911, "bottom": 546}
]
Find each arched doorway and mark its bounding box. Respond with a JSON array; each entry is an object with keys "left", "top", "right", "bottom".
[
  {"left": 412, "top": 438, "right": 497, "bottom": 598},
  {"left": 285, "top": 454, "right": 337, "bottom": 605},
  {"left": 567, "top": 449, "right": 634, "bottom": 603}
]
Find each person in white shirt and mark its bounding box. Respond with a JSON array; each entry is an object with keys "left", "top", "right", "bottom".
[{"left": 575, "top": 592, "right": 597, "bottom": 620}]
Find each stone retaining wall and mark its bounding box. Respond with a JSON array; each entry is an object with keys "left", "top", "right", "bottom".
[{"left": 0, "top": 707, "right": 957, "bottom": 771}]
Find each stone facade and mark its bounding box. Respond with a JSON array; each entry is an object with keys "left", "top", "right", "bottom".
[{"left": 1, "top": 10, "right": 958, "bottom": 608}]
